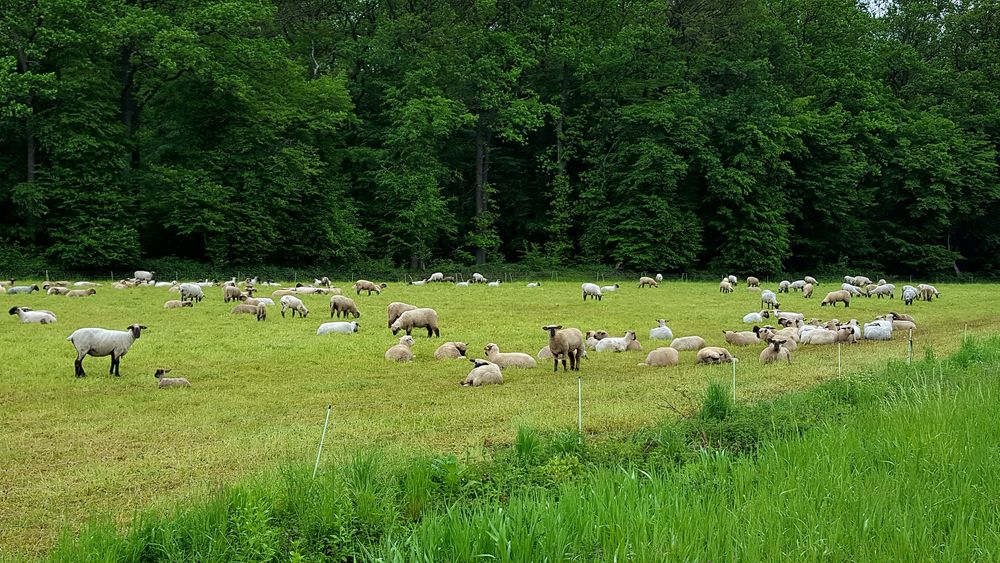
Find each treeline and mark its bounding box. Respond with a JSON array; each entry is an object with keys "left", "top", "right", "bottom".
[{"left": 1, "top": 0, "right": 998, "bottom": 275}]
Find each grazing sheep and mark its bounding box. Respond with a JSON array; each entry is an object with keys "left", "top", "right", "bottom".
[
  {"left": 484, "top": 343, "right": 537, "bottom": 368},
  {"left": 427, "top": 272, "right": 445, "bottom": 282},
  {"left": 759, "top": 338, "right": 792, "bottom": 364},
  {"left": 581, "top": 283, "right": 603, "bottom": 301},
  {"left": 314, "top": 276, "right": 331, "bottom": 287},
  {"left": 863, "top": 320, "right": 893, "bottom": 341},
  {"left": 840, "top": 283, "right": 864, "bottom": 296},
  {"left": 223, "top": 285, "right": 245, "bottom": 303},
  {"left": 777, "top": 280, "right": 791, "bottom": 293},
  {"left": 47, "top": 286, "right": 70, "bottom": 295},
  {"left": 163, "top": 300, "right": 192, "bottom": 309},
  {"left": 638, "top": 276, "right": 658, "bottom": 288},
  {"left": 391, "top": 308, "right": 440, "bottom": 337},
  {"left": 902, "top": 287, "right": 918, "bottom": 305},
  {"left": 804, "top": 276, "right": 819, "bottom": 286},
  {"left": 435, "top": 342, "right": 468, "bottom": 359},
  {"left": 670, "top": 336, "right": 706, "bottom": 351},
  {"left": 67, "top": 323, "right": 146, "bottom": 377},
  {"left": 649, "top": 319, "right": 674, "bottom": 340},
  {"left": 231, "top": 303, "right": 267, "bottom": 321},
  {"left": 385, "top": 335, "right": 415, "bottom": 362},
  {"left": 462, "top": 359, "right": 503, "bottom": 386},
  {"left": 917, "top": 284, "right": 941, "bottom": 300},
  {"left": 719, "top": 279, "right": 733, "bottom": 293},
  {"left": 638, "top": 347, "right": 679, "bottom": 367},
  {"left": 760, "top": 290, "right": 779, "bottom": 310},
  {"left": 697, "top": 346, "right": 735, "bottom": 364},
  {"left": 723, "top": 330, "right": 760, "bottom": 346},
  {"left": 869, "top": 285, "right": 893, "bottom": 299},
  {"left": 601, "top": 284, "right": 620, "bottom": 292},
  {"left": 330, "top": 295, "right": 361, "bottom": 319},
  {"left": 353, "top": 280, "right": 386, "bottom": 295},
  {"left": 526, "top": 282, "right": 541, "bottom": 287},
  {"left": 655, "top": 273, "right": 663, "bottom": 282},
  {"left": 471, "top": 273, "right": 487, "bottom": 284},
  {"left": 789, "top": 280, "right": 806, "bottom": 292},
  {"left": 746, "top": 276, "right": 760, "bottom": 287},
  {"left": 134, "top": 271, "right": 154, "bottom": 283},
  {"left": 179, "top": 283, "right": 205, "bottom": 302},
  {"left": 7, "top": 284, "right": 40, "bottom": 295},
  {"left": 595, "top": 330, "right": 638, "bottom": 352},
  {"left": 154, "top": 368, "right": 190, "bottom": 388},
  {"left": 727, "top": 275, "right": 738, "bottom": 286},
  {"left": 387, "top": 302, "right": 418, "bottom": 328},
  {"left": 9, "top": 306, "right": 57, "bottom": 324},
  {"left": 542, "top": 325, "right": 584, "bottom": 372},
  {"left": 66, "top": 289, "right": 97, "bottom": 298},
  {"left": 820, "top": 290, "right": 852, "bottom": 307},
  {"left": 742, "top": 310, "right": 770, "bottom": 323},
  {"left": 803, "top": 283, "right": 814, "bottom": 298},
  {"left": 585, "top": 330, "right": 609, "bottom": 350},
  {"left": 279, "top": 295, "right": 309, "bottom": 318},
  {"left": 316, "top": 321, "right": 359, "bottom": 335}
]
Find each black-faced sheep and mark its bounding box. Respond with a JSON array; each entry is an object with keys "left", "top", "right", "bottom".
[
  {"left": 330, "top": 295, "right": 361, "bottom": 319},
  {"left": 462, "top": 359, "right": 503, "bottom": 386},
  {"left": 67, "top": 324, "right": 146, "bottom": 377},
  {"left": 543, "top": 325, "right": 584, "bottom": 372},
  {"left": 391, "top": 308, "right": 440, "bottom": 337},
  {"left": 435, "top": 342, "right": 468, "bottom": 359}
]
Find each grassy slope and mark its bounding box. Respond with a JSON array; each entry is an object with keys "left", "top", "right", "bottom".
[{"left": 1, "top": 279, "right": 995, "bottom": 556}]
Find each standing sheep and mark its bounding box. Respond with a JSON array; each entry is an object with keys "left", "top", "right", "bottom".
[
  {"left": 638, "top": 276, "right": 658, "bottom": 288},
  {"left": 719, "top": 279, "right": 733, "bottom": 293},
  {"left": 777, "top": 280, "right": 791, "bottom": 293},
  {"left": 67, "top": 324, "right": 146, "bottom": 377},
  {"left": 179, "top": 283, "right": 204, "bottom": 302},
  {"left": 280, "top": 295, "right": 309, "bottom": 318},
  {"left": 484, "top": 343, "right": 537, "bottom": 368},
  {"left": 471, "top": 273, "right": 487, "bottom": 284},
  {"left": 820, "top": 290, "right": 852, "bottom": 307},
  {"left": 746, "top": 276, "right": 760, "bottom": 287},
  {"left": 435, "top": 342, "right": 468, "bottom": 359},
  {"left": 462, "top": 359, "right": 503, "bottom": 386},
  {"left": 802, "top": 283, "right": 814, "bottom": 298},
  {"left": 727, "top": 275, "right": 738, "bottom": 286},
  {"left": 804, "top": 276, "right": 819, "bottom": 286},
  {"left": 385, "top": 335, "right": 415, "bottom": 362},
  {"left": 390, "top": 308, "right": 440, "bottom": 337},
  {"left": 223, "top": 285, "right": 245, "bottom": 303},
  {"left": 330, "top": 295, "right": 361, "bottom": 319},
  {"left": 581, "top": 283, "right": 603, "bottom": 301},
  {"left": 655, "top": 273, "right": 663, "bottom": 282},
  {"left": 134, "top": 271, "right": 155, "bottom": 283},
  {"left": 387, "top": 302, "right": 418, "bottom": 328},
  {"left": 760, "top": 290, "right": 780, "bottom": 310},
  {"left": 542, "top": 325, "right": 584, "bottom": 372},
  {"left": 354, "top": 280, "right": 386, "bottom": 295}
]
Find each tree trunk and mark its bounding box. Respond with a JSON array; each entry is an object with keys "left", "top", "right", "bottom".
[
  {"left": 16, "top": 47, "right": 35, "bottom": 184},
  {"left": 474, "top": 121, "right": 489, "bottom": 264},
  {"left": 119, "top": 45, "right": 140, "bottom": 171}
]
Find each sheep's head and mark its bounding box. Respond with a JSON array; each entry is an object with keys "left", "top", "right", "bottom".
[
  {"left": 352, "top": 322, "right": 359, "bottom": 332},
  {"left": 594, "top": 330, "right": 609, "bottom": 340},
  {"left": 484, "top": 343, "right": 498, "bottom": 355},
  {"left": 128, "top": 324, "right": 147, "bottom": 339},
  {"left": 470, "top": 358, "right": 490, "bottom": 368},
  {"left": 400, "top": 335, "right": 415, "bottom": 347},
  {"left": 154, "top": 368, "right": 171, "bottom": 379},
  {"left": 542, "top": 325, "right": 562, "bottom": 336},
  {"left": 454, "top": 342, "right": 467, "bottom": 355},
  {"left": 8, "top": 307, "right": 20, "bottom": 315}
]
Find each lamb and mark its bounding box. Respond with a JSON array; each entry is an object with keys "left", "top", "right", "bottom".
[
  {"left": 65, "top": 288, "right": 96, "bottom": 298},
  {"left": 7, "top": 284, "right": 40, "bottom": 295},
  {"left": 777, "top": 280, "right": 791, "bottom": 293},
  {"left": 649, "top": 319, "right": 674, "bottom": 340},
  {"left": 759, "top": 338, "right": 792, "bottom": 364},
  {"left": 179, "top": 283, "right": 205, "bottom": 302},
  {"left": 863, "top": 320, "right": 893, "bottom": 341},
  {"left": 742, "top": 310, "right": 770, "bottom": 324},
  {"left": 330, "top": 295, "right": 361, "bottom": 319},
  {"left": 163, "top": 300, "right": 192, "bottom": 309},
  {"left": 353, "top": 280, "right": 386, "bottom": 295},
  {"left": 885, "top": 312, "right": 915, "bottom": 322},
  {"left": 638, "top": 347, "right": 679, "bottom": 367},
  {"left": 387, "top": 302, "right": 418, "bottom": 328},
  {"left": 723, "top": 330, "right": 760, "bottom": 346},
  {"left": 316, "top": 321, "right": 359, "bottom": 335},
  {"left": 670, "top": 336, "right": 706, "bottom": 351},
  {"left": 585, "top": 330, "right": 609, "bottom": 350},
  {"left": 461, "top": 359, "right": 503, "bottom": 386},
  {"left": 435, "top": 342, "right": 468, "bottom": 359},
  {"left": 279, "top": 295, "right": 309, "bottom": 318},
  {"left": 760, "top": 290, "right": 779, "bottom": 310},
  {"left": 427, "top": 272, "right": 445, "bottom": 282},
  {"left": 581, "top": 283, "right": 603, "bottom": 301},
  {"left": 154, "top": 368, "right": 190, "bottom": 388},
  {"left": 820, "top": 290, "right": 851, "bottom": 307},
  {"left": 595, "top": 330, "right": 638, "bottom": 352},
  {"left": 67, "top": 323, "right": 146, "bottom": 377},
  {"left": 638, "top": 276, "right": 658, "bottom": 288},
  {"left": 802, "top": 283, "right": 814, "bottom": 298},
  {"left": 917, "top": 284, "right": 940, "bottom": 300},
  {"left": 487, "top": 280, "right": 502, "bottom": 287},
  {"left": 390, "top": 308, "right": 440, "bottom": 337},
  {"left": 601, "top": 284, "right": 620, "bottom": 292},
  {"left": 47, "top": 286, "right": 70, "bottom": 295},
  {"left": 542, "top": 324, "right": 585, "bottom": 372},
  {"left": 719, "top": 279, "right": 733, "bottom": 293},
  {"left": 892, "top": 319, "right": 917, "bottom": 332},
  {"left": 655, "top": 273, "right": 663, "bottom": 282},
  {"left": 9, "top": 306, "right": 57, "bottom": 324},
  {"left": 231, "top": 303, "right": 267, "bottom": 321},
  {"left": 384, "top": 335, "right": 415, "bottom": 362},
  {"left": 471, "top": 273, "right": 487, "bottom": 284},
  {"left": 484, "top": 343, "right": 537, "bottom": 368},
  {"left": 775, "top": 310, "right": 805, "bottom": 323},
  {"left": 902, "top": 287, "right": 918, "bottom": 305},
  {"left": 746, "top": 276, "right": 760, "bottom": 287},
  {"left": 804, "top": 276, "right": 819, "bottom": 286},
  {"left": 697, "top": 346, "right": 735, "bottom": 364}
]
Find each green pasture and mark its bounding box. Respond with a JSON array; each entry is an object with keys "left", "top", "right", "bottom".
[{"left": 1, "top": 279, "right": 995, "bottom": 557}]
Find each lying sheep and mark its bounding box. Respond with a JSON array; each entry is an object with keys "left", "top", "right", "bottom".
[
  {"left": 670, "top": 336, "right": 706, "bottom": 351},
  {"left": 742, "top": 310, "right": 770, "bottom": 323},
  {"left": 820, "top": 290, "right": 851, "bottom": 307},
  {"left": 543, "top": 324, "right": 584, "bottom": 371},
  {"left": 526, "top": 282, "right": 541, "bottom": 287},
  {"left": 760, "top": 290, "right": 779, "bottom": 310},
  {"left": 885, "top": 311, "right": 915, "bottom": 322},
  {"left": 72, "top": 281, "right": 100, "bottom": 287},
  {"left": 316, "top": 321, "right": 359, "bottom": 335},
  {"left": 154, "top": 368, "right": 190, "bottom": 388},
  {"left": 385, "top": 335, "right": 415, "bottom": 362},
  {"left": 272, "top": 289, "right": 297, "bottom": 298},
  {"left": 746, "top": 276, "right": 760, "bottom": 287},
  {"left": 66, "top": 289, "right": 96, "bottom": 298},
  {"left": 279, "top": 295, "right": 309, "bottom": 318},
  {"left": 649, "top": 319, "right": 673, "bottom": 340},
  {"left": 47, "top": 286, "right": 70, "bottom": 295},
  {"left": 314, "top": 276, "right": 331, "bottom": 287},
  {"left": 595, "top": 330, "right": 638, "bottom": 352},
  {"left": 231, "top": 303, "right": 267, "bottom": 321},
  {"left": 246, "top": 297, "right": 274, "bottom": 306},
  {"left": 863, "top": 320, "right": 893, "bottom": 341},
  {"left": 759, "top": 338, "right": 792, "bottom": 364},
  {"left": 179, "top": 283, "right": 205, "bottom": 302},
  {"left": 387, "top": 302, "right": 418, "bottom": 328},
  {"left": 484, "top": 343, "right": 537, "bottom": 368},
  {"left": 409, "top": 279, "right": 427, "bottom": 286},
  {"left": 581, "top": 283, "right": 603, "bottom": 301},
  {"left": 537, "top": 346, "right": 554, "bottom": 360},
  {"left": 777, "top": 280, "right": 791, "bottom": 293},
  {"left": 9, "top": 306, "right": 57, "bottom": 324},
  {"left": 390, "top": 308, "right": 440, "bottom": 337},
  {"left": 487, "top": 280, "right": 502, "bottom": 287},
  {"left": 585, "top": 330, "right": 609, "bottom": 350},
  {"left": 354, "top": 280, "right": 386, "bottom": 295},
  {"left": 638, "top": 347, "right": 679, "bottom": 367},
  {"left": 697, "top": 346, "right": 735, "bottom": 364},
  {"left": 462, "top": 359, "right": 503, "bottom": 386},
  {"left": 723, "top": 330, "right": 759, "bottom": 346},
  {"left": 892, "top": 319, "right": 916, "bottom": 332},
  {"left": 456, "top": 281, "right": 470, "bottom": 287},
  {"left": 330, "top": 295, "right": 361, "bottom": 319},
  {"left": 163, "top": 300, "right": 192, "bottom": 309},
  {"left": 7, "top": 284, "right": 40, "bottom": 295},
  {"left": 719, "top": 279, "right": 733, "bottom": 293},
  {"left": 601, "top": 284, "right": 620, "bottom": 292},
  {"left": 435, "top": 342, "right": 467, "bottom": 359},
  {"left": 67, "top": 323, "right": 146, "bottom": 377},
  {"left": 638, "top": 276, "right": 658, "bottom": 288}
]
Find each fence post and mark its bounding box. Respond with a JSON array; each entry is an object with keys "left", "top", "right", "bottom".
[
  {"left": 838, "top": 341, "right": 842, "bottom": 377},
  {"left": 731, "top": 359, "right": 738, "bottom": 402},
  {"left": 313, "top": 405, "right": 333, "bottom": 478},
  {"left": 907, "top": 328, "right": 913, "bottom": 364},
  {"left": 577, "top": 376, "right": 583, "bottom": 439}
]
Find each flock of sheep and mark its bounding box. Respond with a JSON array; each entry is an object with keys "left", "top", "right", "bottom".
[{"left": 3, "top": 270, "right": 944, "bottom": 387}]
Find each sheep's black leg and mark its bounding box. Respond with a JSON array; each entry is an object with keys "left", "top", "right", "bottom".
[
  {"left": 552, "top": 358, "right": 558, "bottom": 372},
  {"left": 109, "top": 355, "right": 116, "bottom": 376},
  {"left": 75, "top": 358, "right": 85, "bottom": 377},
  {"left": 406, "top": 327, "right": 412, "bottom": 336}
]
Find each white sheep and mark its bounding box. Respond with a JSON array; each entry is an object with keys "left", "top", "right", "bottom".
[
  {"left": 435, "top": 342, "right": 468, "bottom": 359},
  {"left": 789, "top": 280, "right": 806, "bottom": 291},
  {"left": 638, "top": 277, "right": 658, "bottom": 288},
  {"left": 9, "top": 306, "right": 57, "bottom": 324},
  {"left": 727, "top": 275, "right": 738, "bottom": 285},
  {"left": 391, "top": 308, "right": 440, "bottom": 337},
  {"left": 601, "top": 284, "right": 620, "bottom": 292},
  {"left": 804, "top": 276, "right": 819, "bottom": 286},
  {"left": 649, "top": 319, "right": 673, "bottom": 340},
  {"left": 655, "top": 273, "right": 663, "bottom": 282},
  {"left": 670, "top": 336, "right": 706, "bottom": 351},
  {"left": 484, "top": 343, "right": 537, "bottom": 368},
  {"left": 585, "top": 330, "right": 609, "bottom": 350},
  {"left": 742, "top": 310, "right": 770, "bottom": 323},
  {"left": 385, "top": 335, "right": 415, "bottom": 362},
  {"left": 134, "top": 270, "right": 154, "bottom": 282},
  {"left": 179, "top": 283, "right": 204, "bottom": 302},
  {"left": 387, "top": 302, "right": 418, "bottom": 328},
  {"left": 316, "top": 321, "right": 359, "bottom": 335},
  {"left": 67, "top": 324, "right": 146, "bottom": 377},
  {"left": 800, "top": 328, "right": 839, "bottom": 345},
  {"left": 409, "top": 279, "right": 427, "bottom": 286},
  {"left": 595, "top": 330, "right": 638, "bottom": 352},
  {"left": 471, "top": 273, "right": 487, "bottom": 284},
  {"left": 760, "top": 290, "right": 779, "bottom": 310},
  {"left": 697, "top": 346, "right": 735, "bottom": 364},
  {"left": 863, "top": 320, "right": 893, "bottom": 341},
  {"left": 840, "top": 283, "right": 863, "bottom": 296},
  {"left": 7, "top": 284, "right": 40, "bottom": 295},
  {"left": 154, "top": 368, "right": 190, "bottom": 388},
  {"left": 72, "top": 281, "right": 100, "bottom": 287},
  {"left": 456, "top": 281, "right": 470, "bottom": 287},
  {"left": 461, "top": 359, "right": 503, "bottom": 386},
  {"left": 777, "top": 280, "right": 790, "bottom": 293},
  {"left": 163, "top": 300, "right": 192, "bottom": 309},
  {"left": 487, "top": 280, "right": 502, "bottom": 287},
  {"left": 638, "top": 347, "right": 679, "bottom": 367},
  {"left": 719, "top": 279, "right": 733, "bottom": 293},
  {"left": 723, "top": 330, "right": 760, "bottom": 346},
  {"left": 869, "top": 285, "right": 894, "bottom": 299},
  {"left": 581, "top": 283, "right": 603, "bottom": 301},
  {"left": 526, "top": 282, "right": 541, "bottom": 287},
  {"left": 280, "top": 295, "right": 309, "bottom": 318},
  {"left": 902, "top": 287, "right": 918, "bottom": 305},
  {"left": 543, "top": 325, "right": 584, "bottom": 371},
  {"left": 427, "top": 272, "right": 445, "bottom": 282}
]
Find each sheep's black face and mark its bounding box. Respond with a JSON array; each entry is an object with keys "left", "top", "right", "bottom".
[{"left": 8, "top": 307, "right": 19, "bottom": 315}]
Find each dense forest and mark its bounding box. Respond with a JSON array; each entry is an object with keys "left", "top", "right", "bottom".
[{"left": 1, "top": 0, "right": 998, "bottom": 275}]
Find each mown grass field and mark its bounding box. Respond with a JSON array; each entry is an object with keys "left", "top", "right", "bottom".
[{"left": 1, "top": 278, "right": 996, "bottom": 557}]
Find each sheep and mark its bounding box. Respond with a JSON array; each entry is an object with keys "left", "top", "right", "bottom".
[
  {"left": 9, "top": 306, "right": 57, "bottom": 324},
  {"left": 719, "top": 279, "right": 733, "bottom": 293},
  {"left": 196, "top": 280, "right": 216, "bottom": 287},
  {"left": 759, "top": 338, "right": 792, "bottom": 364},
  {"left": 790, "top": 280, "right": 806, "bottom": 291},
  {"left": 153, "top": 281, "right": 176, "bottom": 288},
  {"left": 869, "top": 285, "right": 894, "bottom": 299},
  {"left": 390, "top": 308, "right": 440, "bottom": 337},
  {"left": 0, "top": 279, "right": 13, "bottom": 288},
  {"left": 409, "top": 279, "right": 427, "bottom": 286},
  {"left": 47, "top": 286, "right": 70, "bottom": 295},
  {"left": 902, "top": 287, "right": 918, "bottom": 305},
  {"left": 637, "top": 347, "right": 679, "bottom": 367},
  {"left": 863, "top": 320, "right": 893, "bottom": 341},
  {"left": 542, "top": 325, "right": 584, "bottom": 372},
  {"left": 746, "top": 276, "right": 760, "bottom": 287},
  {"left": 179, "top": 283, "right": 205, "bottom": 302},
  {"left": 746, "top": 286, "right": 761, "bottom": 292},
  {"left": 471, "top": 273, "right": 487, "bottom": 284},
  {"left": 387, "top": 302, "right": 418, "bottom": 328},
  {"left": 385, "top": 335, "right": 415, "bottom": 362},
  {"left": 231, "top": 303, "right": 267, "bottom": 321},
  {"left": 330, "top": 295, "right": 361, "bottom": 319},
  {"left": 67, "top": 323, "right": 146, "bottom": 377},
  {"left": 742, "top": 310, "right": 770, "bottom": 324},
  {"left": 581, "top": 283, "right": 603, "bottom": 301},
  {"left": 526, "top": 282, "right": 541, "bottom": 287},
  {"left": 723, "top": 330, "right": 760, "bottom": 346},
  {"left": 727, "top": 275, "right": 738, "bottom": 286},
  {"left": 72, "top": 281, "right": 100, "bottom": 287},
  {"left": 456, "top": 281, "right": 470, "bottom": 287},
  {"left": 427, "top": 272, "right": 445, "bottom": 282},
  {"left": 461, "top": 359, "right": 503, "bottom": 386},
  {"left": 655, "top": 273, "right": 663, "bottom": 282},
  {"left": 877, "top": 278, "right": 887, "bottom": 285},
  {"left": 760, "top": 290, "right": 779, "bottom": 310},
  {"left": 65, "top": 288, "right": 97, "bottom": 298},
  {"left": 0, "top": 285, "right": 5, "bottom": 294},
  {"left": 484, "top": 343, "right": 537, "bottom": 368},
  {"left": 354, "top": 280, "right": 386, "bottom": 295},
  {"left": 279, "top": 295, "right": 309, "bottom": 318},
  {"left": 820, "top": 290, "right": 851, "bottom": 307},
  {"left": 316, "top": 321, "right": 359, "bottom": 335},
  {"left": 133, "top": 271, "right": 154, "bottom": 283},
  {"left": 245, "top": 297, "right": 274, "bottom": 306},
  {"left": 638, "top": 276, "right": 658, "bottom": 288},
  {"left": 595, "top": 330, "right": 638, "bottom": 352},
  {"left": 885, "top": 311, "right": 915, "bottom": 322},
  {"left": 892, "top": 320, "right": 917, "bottom": 332},
  {"left": 800, "top": 328, "right": 839, "bottom": 345},
  {"left": 759, "top": 327, "right": 798, "bottom": 351},
  {"left": 487, "top": 280, "right": 502, "bottom": 287},
  {"left": 272, "top": 289, "right": 297, "bottom": 298},
  {"left": 163, "top": 300, "right": 193, "bottom": 309},
  {"left": 804, "top": 276, "right": 819, "bottom": 286},
  {"left": 537, "top": 346, "right": 554, "bottom": 360},
  {"left": 840, "top": 283, "right": 863, "bottom": 296},
  {"left": 7, "top": 284, "right": 40, "bottom": 295},
  {"left": 154, "top": 368, "right": 190, "bottom": 388},
  {"left": 601, "top": 284, "right": 620, "bottom": 292},
  {"left": 585, "top": 330, "right": 609, "bottom": 350},
  {"left": 803, "top": 283, "right": 814, "bottom": 298},
  {"left": 775, "top": 310, "right": 805, "bottom": 323},
  {"left": 435, "top": 342, "right": 468, "bottom": 359},
  {"left": 314, "top": 276, "right": 331, "bottom": 287},
  {"left": 918, "top": 284, "right": 940, "bottom": 301},
  {"left": 223, "top": 285, "right": 246, "bottom": 303},
  {"left": 697, "top": 346, "right": 735, "bottom": 364},
  {"left": 650, "top": 319, "right": 674, "bottom": 340},
  {"left": 777, "top": 280, "right": 791, "bottom": 293},
  {"left": 670, "top": 336, "right": 706, "bottom": 351}
]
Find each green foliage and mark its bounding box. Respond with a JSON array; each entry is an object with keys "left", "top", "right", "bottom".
[{"left": 699, "top": 381, "right": 734, "bottom": 421}]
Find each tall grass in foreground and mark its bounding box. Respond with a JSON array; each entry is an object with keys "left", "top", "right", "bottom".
[{"left": 49, "top": 338, "right": 1000, "bottom": 561}]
